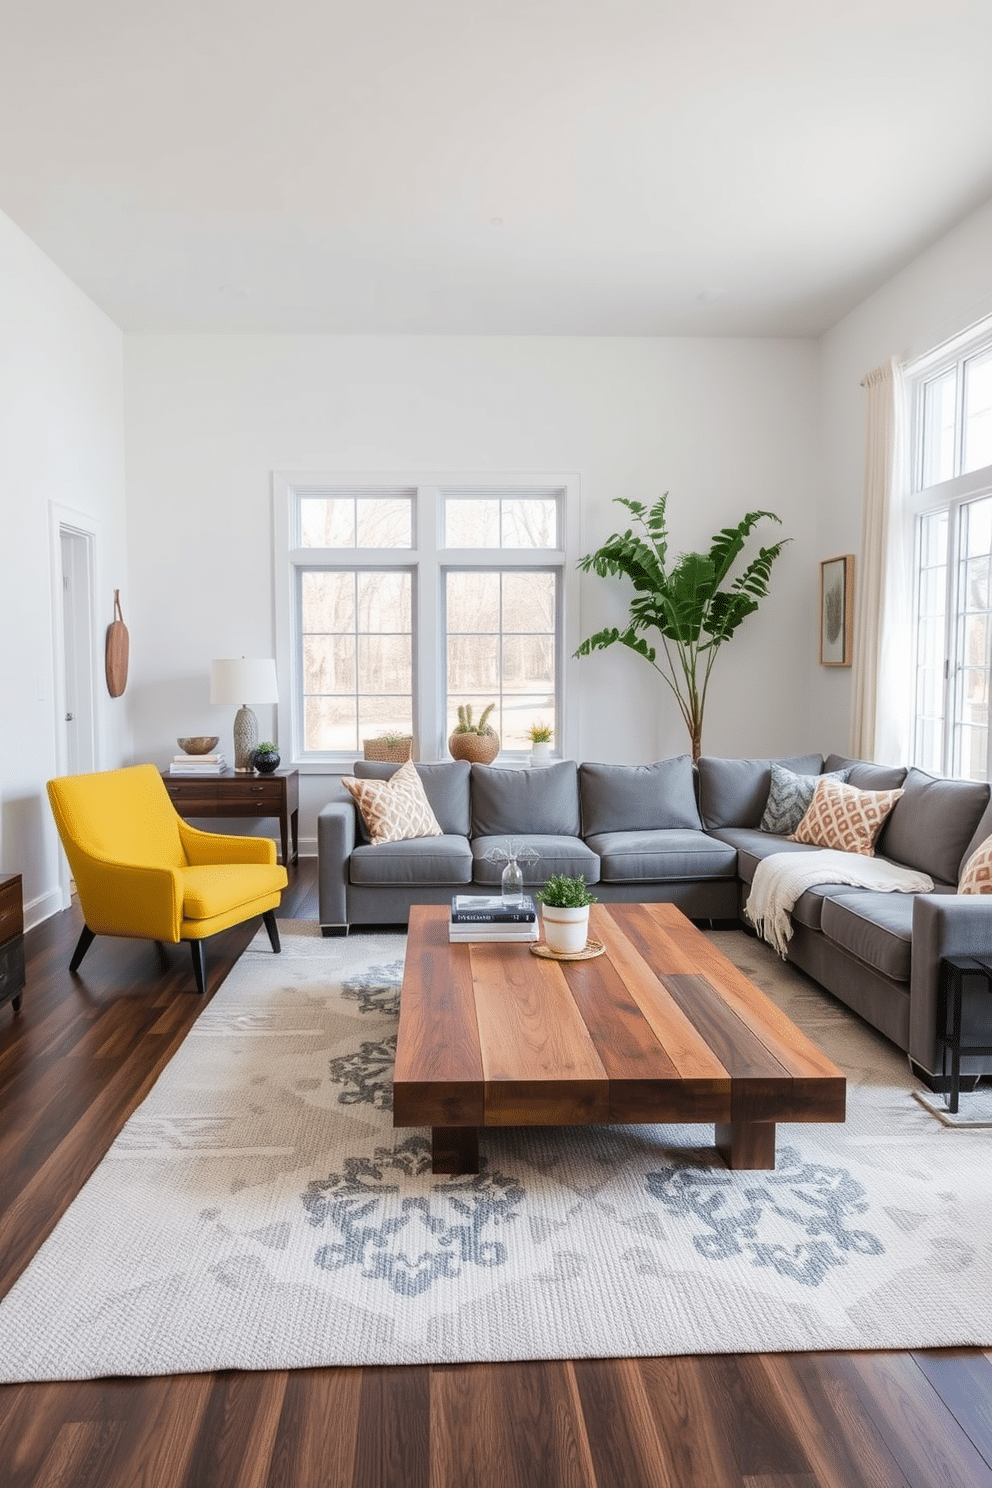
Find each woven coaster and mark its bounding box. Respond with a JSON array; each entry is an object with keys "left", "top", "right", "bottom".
[{"left": 529, "top": 938, "right": 605, "bottom": 962}]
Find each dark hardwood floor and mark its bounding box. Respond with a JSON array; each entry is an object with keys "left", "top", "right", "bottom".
[{"left": 2, "top": 860, "right": 991, "bottom": 1487}]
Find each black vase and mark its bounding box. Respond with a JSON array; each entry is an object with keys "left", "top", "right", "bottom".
[{"left": 254, "top": 750, "right": 280, "bottom": 774}]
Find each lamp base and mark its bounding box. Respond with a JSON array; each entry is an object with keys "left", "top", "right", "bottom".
[{"left": 233, "top": 704, "right": 259, "bottom": 772}]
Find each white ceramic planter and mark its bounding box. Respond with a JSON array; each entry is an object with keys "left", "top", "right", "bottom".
[
  {"left": 541, "top": 903, "right": 590, "bottom": 955},
  {"left": 528, "top": 741, "right": 551, "bottom": 768}
]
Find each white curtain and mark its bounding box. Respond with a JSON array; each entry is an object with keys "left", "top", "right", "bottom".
[{"left": 851, "top": 357, "right": 911, "bottom": 763}]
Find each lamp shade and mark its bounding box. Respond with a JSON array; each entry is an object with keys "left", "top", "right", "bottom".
[{"left": 210, "top": 658, "right": 279, "bottom": 705}]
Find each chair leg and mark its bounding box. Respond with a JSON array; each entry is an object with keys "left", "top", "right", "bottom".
[
  {"left": 69, "top": 925, "right": 96, "bottom": 973},
  {"left": 189, "top": 939, "right": 207, "bottom": 995},
  {"left": 262, "top": 909, "right": 281, "bottom": 954}
]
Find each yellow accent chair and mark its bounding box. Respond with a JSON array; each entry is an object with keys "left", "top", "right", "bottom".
[{"left": 47, "top": 763, "right": 289, "bottom": 994}]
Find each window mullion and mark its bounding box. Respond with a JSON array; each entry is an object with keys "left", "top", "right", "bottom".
[
  {"left": 945, "top": 501, "right": 964, "bottom": 777},
  {"left": 955, "top": 356, "right": 967, "bottom": 481},
  {"left": 415, "top": 487, "right": 441, "bottom": 760}
]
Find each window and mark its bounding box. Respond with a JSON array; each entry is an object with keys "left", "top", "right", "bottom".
[
  {"left": 274, "top": 475, "right": 576, "bottom": 767},
  {"left": 909, "top": 324, "right": 992, "bottom": 780}
]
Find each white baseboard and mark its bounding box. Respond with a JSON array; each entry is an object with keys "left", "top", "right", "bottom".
[{"left": 25, "top": 885, "right": 65, "bottom": 931}]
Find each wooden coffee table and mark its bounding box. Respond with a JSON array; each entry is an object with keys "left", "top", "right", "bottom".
[{"left": 394, "top": 902, "right": 845, "bottom": 1174}]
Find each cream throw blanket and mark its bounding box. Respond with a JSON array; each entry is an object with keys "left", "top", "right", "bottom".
[{"left": 745, "top": 849, "right": 934, "bottom": 958}]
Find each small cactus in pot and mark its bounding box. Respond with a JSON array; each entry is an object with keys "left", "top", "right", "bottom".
[{"left": 448, "top": 703, "right": 500, "bottom": 764}]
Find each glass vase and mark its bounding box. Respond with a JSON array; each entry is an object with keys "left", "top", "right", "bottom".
[{"left": 501, "top": 853, "right": 524, "bottom": 906}]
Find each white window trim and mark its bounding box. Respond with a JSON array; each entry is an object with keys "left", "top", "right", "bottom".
[
  {"left": 906, "top": 316, "right": 992, "bottom": 778},
  {"left": 273, "top": 470, "right": 581, "bottom": 773}
]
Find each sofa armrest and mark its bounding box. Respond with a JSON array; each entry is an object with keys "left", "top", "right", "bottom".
[
  {"left": 179, "top": 820, "right": 277, "bottom": 866},
  {"left": 71, "top": 850, "right": 185, "bottom": 942},
  {"left": 317, "top": 798, "right": 357, "bottom": 929},
  {"left": 910, "top": 894, "right": 992, "bottom": 1074}
]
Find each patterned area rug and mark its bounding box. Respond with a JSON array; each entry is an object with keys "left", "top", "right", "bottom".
[
  {"left": 1, "top": 921, "right": 991, "bottom": 1381},
  {"left": 913, "top": 1086, "right": 992, "bottom": 1128}
]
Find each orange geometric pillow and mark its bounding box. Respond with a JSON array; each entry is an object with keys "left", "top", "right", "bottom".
[
  {"left": 958, "top": 835, "right": 992, "bottom": 893},
  {"left": 790, "top": 776, "right": 903, "bottom": 857},
  {"left": 341, "top": 759, "right": 442, "bottom": 845}
]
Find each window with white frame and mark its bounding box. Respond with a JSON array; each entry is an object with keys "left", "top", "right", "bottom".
[
  {"left": 274, "top": 477, "right": 575, "bottom": 765},
  {"left": 908, "top": 324, "right": 992, "bottom": 780}
]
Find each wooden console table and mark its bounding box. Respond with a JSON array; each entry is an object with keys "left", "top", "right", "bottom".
[
  {"left": 0, "top": 872, "right": 25, "bottom": 1017},
  {"left": 162, "top": 769, "right": 299, "bottom": 866}
]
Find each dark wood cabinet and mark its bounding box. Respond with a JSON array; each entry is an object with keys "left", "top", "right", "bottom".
[
  {"left": 0, "top": 873, "right": 25, "bottom": 1016},
  {"left": 162, "top": 769, "right": 299, "bottom": 865}
]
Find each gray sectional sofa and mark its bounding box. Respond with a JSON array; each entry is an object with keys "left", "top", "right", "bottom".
[{"left": 317, "top": 753, "right": 992, "bottom": 1085}]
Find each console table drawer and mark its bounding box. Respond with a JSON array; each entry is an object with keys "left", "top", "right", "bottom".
[
  {"left": 0, "top": 890, "right": 23, "bottom": 943},
  {"left": 164, "top": 781, "right": 220, "bottom": 811},
  {"left": 0, "top": 872, "right": 24, "bottom": 1014},
  {"left": 215, "top": 779, "right": 284, "bottom": 810},
  {"left": 0, "top": 935, "right": 25, "bottom": 1003}
]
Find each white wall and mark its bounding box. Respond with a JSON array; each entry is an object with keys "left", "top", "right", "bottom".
[
  {"left": 0, "top": 209, "right": 128, "bottom": 927},
  {"left": 814, "top": 198, "right": 992, "bottom": 748},
  {"left": 124, "top": 334, "right": 821, "bottom": 849}
]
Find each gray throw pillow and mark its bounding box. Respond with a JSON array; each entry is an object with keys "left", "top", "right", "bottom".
[
  {"left": 579, "top": 757, "right": 700, "bottom": 835},
  {"left": 760, "top": 762, "right": 853, "bottom": 836}
]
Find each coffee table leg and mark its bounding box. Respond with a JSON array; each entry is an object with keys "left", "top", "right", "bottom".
[
  {"left": 431, "top": 1127, "right": 480, "bottom": 1175},
  {"left": 715, "top": 1121, "right": 776, "bottom": 1170}
]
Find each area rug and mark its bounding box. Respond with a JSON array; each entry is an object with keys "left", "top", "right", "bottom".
[
  {"left": 913, "top": 1085, "right": 992, "bottom": 1128},
  {"left": 1, "top": 922, "right": 991, "bottom": 1382}
]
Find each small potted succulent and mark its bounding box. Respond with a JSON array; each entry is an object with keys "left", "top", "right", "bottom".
[
  {"left": 535, "top": 874, "right": 597, "bottom": 954},
  {"left": 448, "top": 702, "right": 500, "bottom": 764},
  {"left": 526, "top": 721, "right": 554, "bottom": 768},
  {"left": 252, "top": 741, "right": 281, "bottom": 774}
]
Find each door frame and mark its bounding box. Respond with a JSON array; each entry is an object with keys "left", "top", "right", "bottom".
[{"left": 49, "top": 503, "right": 102, "bottom": 907}]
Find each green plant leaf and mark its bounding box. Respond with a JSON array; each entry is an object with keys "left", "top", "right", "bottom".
[{"left": 575, "top": 495, "right": 789, "bottom": 758}]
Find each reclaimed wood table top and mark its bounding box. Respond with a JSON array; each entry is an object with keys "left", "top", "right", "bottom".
[{"left": 394, "top": 902, "right": 846, "bottom": 1174}]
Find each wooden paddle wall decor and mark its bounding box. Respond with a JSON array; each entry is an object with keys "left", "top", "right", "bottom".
[{"left": 105, "top": 590, "right": 129, "bottom": 697}]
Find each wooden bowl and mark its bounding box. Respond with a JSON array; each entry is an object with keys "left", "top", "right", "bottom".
[{"left": 177, "top": 736, "right": 220, "bottom": 755}]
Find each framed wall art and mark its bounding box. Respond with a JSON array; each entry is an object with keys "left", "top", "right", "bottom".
[{"left": 819, "top": 555, "right": 854, "bottom": 667}]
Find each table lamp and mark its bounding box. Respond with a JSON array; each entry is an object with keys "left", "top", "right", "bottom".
[{"left": 210, "top": 658, "right": 279, "bottom": 772}]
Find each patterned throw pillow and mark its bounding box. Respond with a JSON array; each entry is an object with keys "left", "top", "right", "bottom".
[
  {"left": 759, "top": 762, "right": 853, "bottom": 835},
  {"left": 341, "top": 759, "right": 442, "bottom": 845},
  {"left": 958, "top": 835, "right": 992, "bottom": 893},
  {"left": 790, "top": 776, "right": 904, "bottom": 857}
]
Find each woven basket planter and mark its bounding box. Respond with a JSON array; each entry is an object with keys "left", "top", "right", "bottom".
[
  {"left": 362, "top": 736, "right": 414, "bottom": 764},
  {"left": 448, "top": 730, "right": 500, "bottom": 765}
]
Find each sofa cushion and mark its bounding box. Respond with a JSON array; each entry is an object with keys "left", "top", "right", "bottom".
[
  {"left": 471, "top": 834, "right": 600, "bottom": 886},
  {"left": 712, "top": 828, "right": 856, "bottom": 930},
  {"left": 819, "top": 892, "right": 916, "bottom": 982},
  {"left": 712, "top": 826, "right": 830, "bottom": 884},
  {"left": 876, "top": 767, "right": 990, "bottom": 884},
  {"left": 587, "top": 829, "right": 736, "bottom": 883},
  {"left": 342, "top": 759, "right": 442, "bottom": 845},
  {"left": 349, "top": 835, "right": 473, "bottom": 886},
  {"left": 353, "top": 760, "right": 471, "bottom": 839},
  {"left": 791, "top": 777, "right": 903, "bottom": 856},
  {"left": 471, "top": 760, "right": 581, "bottom": 838},
  {"left": 579, "top": 757, "right": 700, "bottom": 835},
  {"left": 823, "top": 754, "right": 908, "bottom": 793},
  {"left": 697, "top": 754, "right": 822, "bottom": 830},
  {"left": 759, "top": 762, "right": 853, "bottom": 835}
]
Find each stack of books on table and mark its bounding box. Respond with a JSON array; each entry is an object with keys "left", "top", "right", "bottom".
[
  {"left": 449, "top": 894, "right": 539, "bottom": 942},
  {"left": 168, "top": 753, "right": 229, "bottom": 775}
]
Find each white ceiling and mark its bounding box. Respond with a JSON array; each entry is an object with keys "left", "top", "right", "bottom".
[{"left": 3, "top": 0, "right": 992, "bottom": 336}]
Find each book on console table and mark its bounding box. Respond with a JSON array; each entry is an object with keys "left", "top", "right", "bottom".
[
  {"left": 169, "top": 758, "right": 229, "bottom": 774},
  {"left": 450, "top": 894, "right": 537, "bottom": 924},
  {"left": 448, "top": 921, "right": 540, "bottom": 943}
]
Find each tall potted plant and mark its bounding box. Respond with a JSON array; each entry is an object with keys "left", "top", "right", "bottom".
[{"left": 576, "top": 494, "right": 789, "bottom": 761}]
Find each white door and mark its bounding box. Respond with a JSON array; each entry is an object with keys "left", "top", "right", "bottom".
[{"left": 60, "top": 528, "right": 97, "bottom": 776}]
